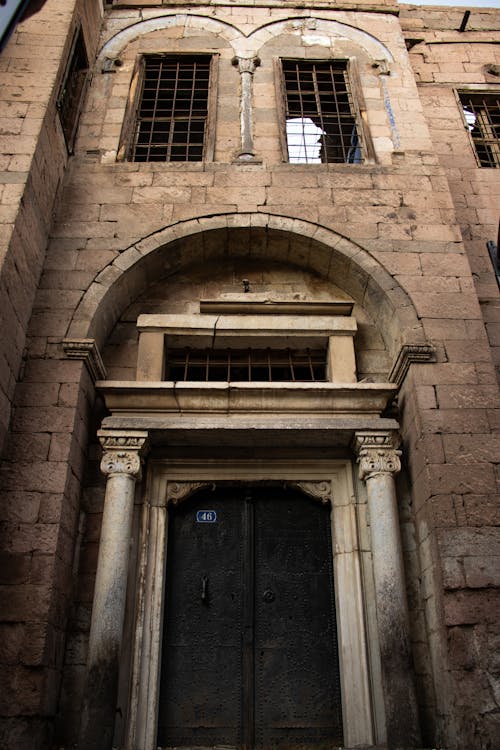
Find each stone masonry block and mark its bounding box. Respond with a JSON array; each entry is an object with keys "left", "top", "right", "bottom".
[
  {"left": 436, "top": 384, "right": 500, "bottom": 410},
  {"left": 0, "top": 461, "right": 69, "bottom": 494},
  {"left": 464, "top": 556, "right": 500, "bottom": 589},
  {"left": 0, "top": 553, "right": 31, "bottom": 585},
  {"left": 463, "top": 496, "right": 500, "bottom": 527},
  {"left": 0, "top": 583, "right": 53, "bottom": 623},
  {"left": 442, "top": 434, "right": 500, "bottom": 464},
  {"left": 438, "top": 527, "right": 500, "bottom": 558},
  {"left": 426, "top": 463, "right": 497, "bottom": 496},
  {"left": 12, "top": 406, "right": 77, "bottom": 434},
  {"left": 422, "top": 408, "right": 490, "bottom": 435},
  {"left": 444, "top": 590, "right": 500, "bottom": 626}
]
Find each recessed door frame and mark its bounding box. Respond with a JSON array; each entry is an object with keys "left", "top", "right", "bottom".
[{"left": 125, "top": 458, "right": 380, "bottom": 750}]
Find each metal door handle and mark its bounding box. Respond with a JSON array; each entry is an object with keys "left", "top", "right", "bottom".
[
  {"left": 201, "top": 575, "right": 209, "bottom": 603},
  {"left": 263, "top": 589, "right": 275, "bottom": 603}
]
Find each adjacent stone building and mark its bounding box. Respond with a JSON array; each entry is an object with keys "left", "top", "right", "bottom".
[{"left": 0, "top": 1, "right": 498, "bottom": 749}]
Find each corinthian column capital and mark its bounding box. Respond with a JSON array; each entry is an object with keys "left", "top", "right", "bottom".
[
  {"left": 232, "top": 55, "right": 261, "bottom": 75},
  {"left": 353, "top": 431, "right": 401, "bottom": 481},
  {"left": 98, "top": 430, "right": 149, "bottom": 479}
]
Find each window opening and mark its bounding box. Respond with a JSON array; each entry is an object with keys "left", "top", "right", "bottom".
[
  {"left": 131, "top": 55, "right": 211, "bottom": 162},
  {"left": 166, "top": 347, "right": 327, "bottom": 382},
  {"left": 459, "top": 92, "right": 500, "bottom": 168},
  {"left": 56, "top": 28, "right": 89, "bottom": 151},
  {"left": 282, "top": 60, "right": 361, "bottom": 165}
]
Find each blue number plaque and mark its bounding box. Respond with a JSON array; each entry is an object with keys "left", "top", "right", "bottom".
[{"left": 196, "top": 510, "right": 217, "bottom": 523}]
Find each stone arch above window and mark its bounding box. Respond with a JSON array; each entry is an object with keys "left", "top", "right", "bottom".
[
  {"left": 97, "top": 14, "right": 240, "bottom": 66},
  {"left": 66, "top": 214, "right": 427, "bottom": 381}
]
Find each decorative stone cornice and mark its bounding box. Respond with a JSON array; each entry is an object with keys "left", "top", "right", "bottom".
[
  {"left": 287, "top": 480, "right": 332, "bottom": 505},
  {"left": 166, "top": 481, "right": 214, "bottom": 506},
  {"left": 388, "top": 344, "right": 436, "bottom": 388},
  {"left": 98, "top": 430, "right": 149, "bottom": 479},
  {"left": 63, "top": 338, "right": 107, "bottom": 383},
  {"left": 353, "top": 431, "right": 401, "bottom": 481}
]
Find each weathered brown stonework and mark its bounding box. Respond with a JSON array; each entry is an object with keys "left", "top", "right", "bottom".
[{"left": 0, "top": 1, "right": 498, "bottom": 749}]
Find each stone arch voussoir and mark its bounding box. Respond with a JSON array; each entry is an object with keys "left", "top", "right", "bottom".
[
  {"left": 66, "top": 213, "right": 426, "bottom": 362},
  {"left": 243, "top": 17, "right": 395, "bottom": 62},
  {"left": 97, "top": 14, "right": 243, "bottom": 64}
]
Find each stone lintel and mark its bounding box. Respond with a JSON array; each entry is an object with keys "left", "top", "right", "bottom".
[
  {"left": 388, "top": 343, "right": 436, "bottom": 388},
  {"left": 199, "top": 300, "right": 354, "bottom": 316},
  {"left": 62, "top": 337, "right": 107, "bottom": 382}
]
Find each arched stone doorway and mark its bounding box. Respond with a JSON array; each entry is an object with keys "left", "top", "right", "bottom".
[{"left": 71, "top": 218, "right": 425, "bottom": 750}]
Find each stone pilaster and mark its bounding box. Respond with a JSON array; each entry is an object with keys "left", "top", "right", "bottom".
[
  {"left": 78, "top": 430, "right": 149, "bottom": 750},
  {"left": 354, "top": 431, "right": 421, "bottom": 749}
]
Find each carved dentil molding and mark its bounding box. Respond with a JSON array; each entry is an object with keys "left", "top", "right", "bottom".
[
  {"left": 287, "top": 480, "right": 332, "bottom": 505},
  {"left": 354, "top": 431, "right": 402, "bottom": 481},
  {"left": 98, "top": 430, "right": 149, "bottom": 479}
]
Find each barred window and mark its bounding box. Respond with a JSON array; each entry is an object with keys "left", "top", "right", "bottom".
[
  {"left": 278, "top": 60, "right": 363, "bottom": 165},
  {"left": 166, "top": 347, "right": 328, "bottom": 382},
  {"left": 459, "top": 92, "right": 500, "bottom": 168},
  {"left": 126, "top": 55, "right": 215, "bottom": 162}
]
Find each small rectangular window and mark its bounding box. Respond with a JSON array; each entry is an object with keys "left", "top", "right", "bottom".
[
  {"left": 56, "top": 28, "right": 89, "bottom": 152},
  {"left": 279, "top": 60, "right": 362, "bottom": 165},
  {"left": 165, "top": 347, "right": 328, "bottom": 382},
  {"left": 459, "top": 91, "right": 500, "bottom": 168},
  {"left": 129, "top": 55, "right": 214, "bottom": 162}
]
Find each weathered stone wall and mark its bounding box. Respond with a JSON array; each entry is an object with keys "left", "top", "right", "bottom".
[
  {"left": 402, "top": 4, "right": 500, "bottom": 381},
  {"left": 0, "top": 2, "right": 498, "bottom": 749},
  {"left": 0, "top": 1, "right": 102, "bottom": 748},
  {"left": 0, "top": 0, "right": 101, "bottom": 456},
  {"left": 401, "top": 7, "right": 500, "bottom": 747}
]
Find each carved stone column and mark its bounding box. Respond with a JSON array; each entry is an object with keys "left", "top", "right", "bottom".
[
  {"left": 232, "top": 56, "right": 260, "bottom": 161},
  {"left": 354, "top": 431, "right": 421, "bottom": 748},
  {"left": 79, "top": 430, "right": 149, "bottom": 750}
]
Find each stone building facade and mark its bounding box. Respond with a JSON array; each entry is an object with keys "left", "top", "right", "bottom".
[{"left": 0, "top": 1, "right": 499, "bottom": 750}]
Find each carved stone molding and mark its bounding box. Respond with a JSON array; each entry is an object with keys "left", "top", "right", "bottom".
[
  {"left": 287, "top": 480, "right": 332, "bottom": 505},
  {"left": 353, "top": 431, "right": 401, "bottom": 481},
  {"left": 388, "top": 344, "right": 436, "bottom": 388},
  {"left": 166, "top": 481, "right": 214, "bottom": 506},
  {"left": 98, "top": 430, "right": 149, "bottom": 479},
  {"left": 62, "top": 338, "right": 107, "bottom": 382}
]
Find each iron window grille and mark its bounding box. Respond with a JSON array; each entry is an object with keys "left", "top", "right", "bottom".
[
  {"left": 459, "top": 92, "right": 500, "bottom": 168},
  {"left": 128, "top": 55, "right": 213, "bottom": 162},
  {"left": 279, "top": 59, "right": 363, "bottom": 165},
  {"left": 165, "top": 347, "right": 328, "bottom": 382},
  {"left": 56, "top": 28, "right": 89, "bottom": 152}
]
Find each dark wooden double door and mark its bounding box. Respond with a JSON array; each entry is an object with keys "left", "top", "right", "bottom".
[{"left": 157, "top": 486, "right": 343, "bottom": 749}]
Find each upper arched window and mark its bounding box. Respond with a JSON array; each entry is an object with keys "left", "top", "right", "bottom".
[
  {"left": 119, "top": 54, "right": 218, "bottom": 162},
  {"left": 275, "top": 58, "right": 375, "bottom": 164}
]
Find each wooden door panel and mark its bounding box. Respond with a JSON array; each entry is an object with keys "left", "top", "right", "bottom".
[
  {"left": 157, "top": 491, "right": 243, "bottom": 747},
  {"left": 157, "top": 486, "right": 343, "bottom": 749},
  {"left": 254, "top": 490, "right": 343, "bottom": 748}
]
